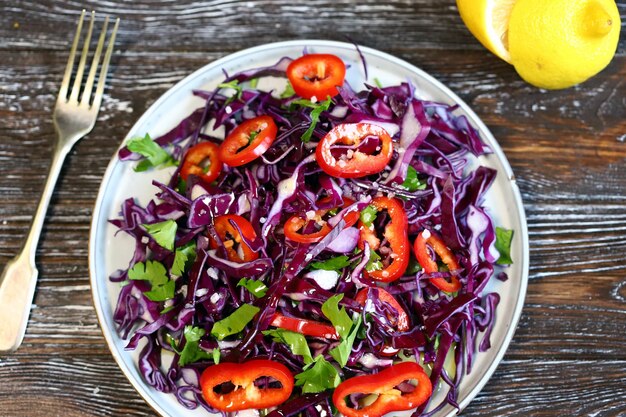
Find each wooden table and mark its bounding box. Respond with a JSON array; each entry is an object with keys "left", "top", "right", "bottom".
[{"left": 1, "top": 1, "right": 625, "bottom": 416}]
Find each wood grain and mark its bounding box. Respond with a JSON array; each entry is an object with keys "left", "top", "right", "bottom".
[{"left": 1, "top": 0, "right": 626, "bottom": 416}]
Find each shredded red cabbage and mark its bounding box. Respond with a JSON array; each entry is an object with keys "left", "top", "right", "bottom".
[{"left": 110, "top": 51, "right": 511, "bottom": 417}]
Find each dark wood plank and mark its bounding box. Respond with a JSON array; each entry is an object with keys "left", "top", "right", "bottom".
[{"left": 1, "top": 0, "right": 626, "bottom": 416}]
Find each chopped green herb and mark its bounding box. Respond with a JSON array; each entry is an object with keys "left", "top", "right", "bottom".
[
  {"left": 495, "top": 227, "right": 514, "bottom": 265},
  {"left": 237, "top": 278, "right": 268, "bottom": 298},
  {"left": 373, "top": 77, "right": 383, "bottom": 88},
  {"left": 248, "top": 130, "right": 259, "bottom": 145},
  {"left": 365, "top": 249, "right": 383, "bottom": 272},
  {"left": 291, "top": 97, "right": 333, "bottom": 142},
  {"left": 401, "top": 166, "right": 427, "bottom": 192},
  {"left": 218, "top": 79, "right": 243, "bottom": 101},
  {"left": 177, "top": 178, "right": 187, "bottom": 194},
  {"left": 144, "top": 280, "right": 175, "bottom": 302},
  {"left": 128, "top": 260, "right": 168, "bottom": 284},
  {"left": 263, "top": 328, "right": 313, "bottom": 364},
  {"left": 171, "top": 241, "right": 196, "bottom": 276},
  {"left": 330, "top": 315, "right": 362, "bottom": 367},
  {"left": 212, "top": 347, "right": 221, "bottom": 364},
  {"left": 280, "top": 81, "right": 296, "bottom": 98},
  {"left": 322, "top": 294, "right": 353, "bottom": 339},
  {"left": 210, "top": 304, "right": 260, "bottom": 340},
  {"left": 406, "top": 256, "right": 423, "bottom": 275},
  {"left": 249, "top": 78, "right": 259, "bottom": 89},
  {"left": 143, "top": 219, "right": 178, "bottom": 251},
  {"left": 294, "top": 355, "right": 341, "bottom": 394},
  {"left": 128, "top": 260, "right": 175, "bottom": 302},
  {"left": 161, "top": 305, "right": 176, "bottom": 314},
  {"left": 310, "top": 255, "right": 351, "bottom": 272},
  {"left": 359, "top": 205, "right": 378, "bottom": 227},
  {"left": 173, "top": 326, "right": 212, "bottom": 367},
  {"left": 126, "top": 133, "right": 176, "bottom": 172}
]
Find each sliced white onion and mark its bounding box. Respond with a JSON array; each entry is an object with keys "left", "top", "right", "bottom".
[{"left": 304, "top": 269, "right": 340, "bottom": 290}]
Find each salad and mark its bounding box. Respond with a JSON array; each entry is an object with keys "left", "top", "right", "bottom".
[{"left": 110, "top": 50, "right": 514, "bottom": 417}]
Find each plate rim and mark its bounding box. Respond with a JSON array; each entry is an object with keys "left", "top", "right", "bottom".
[{"left": 89, "top": 39, "right": 529, "bottom": 417}]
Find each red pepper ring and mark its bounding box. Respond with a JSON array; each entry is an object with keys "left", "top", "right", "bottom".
[
  {"left": 286, "top": 53, "right": 346, "bottom": 100},
  {"left": 209, "top": 215, "right": 259, "bottom": 263},
  {"left": 200, "top": 359, "right": 294, "bottom": 412},
  {"left": 357, "top": 197, "right": 410, "bottom": 282},
  {"left": 180, "top": 141, "right": 223, "bottom": 184},
  {"left": 283, "top": 197, "right": 359, "bottom": 244},
  {"left": 332, "top": 362, "right": 433, "bottom": 417},
  {"left": 316, "top": 123, "right": 393, "bottom": 179},
  {"left": 413, "top": 230, "right": 462, "bottom": 293},
  {"left": 355, "top": 288, "right": 410, "bottom": 356},
  {"left": 270, "top": 313, "right": 339, "bottom": 340},
  {"left": 218, "top": 115, "right": 277, "bottom": 167}
]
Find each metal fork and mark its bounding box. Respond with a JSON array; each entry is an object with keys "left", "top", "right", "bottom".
[{"left": 0, "top": 11, "right": 119, "bottom": 353}]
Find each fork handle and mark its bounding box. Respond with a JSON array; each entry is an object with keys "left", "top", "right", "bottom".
[{"left": 0, "top": 142, "right": 70, "bottom": 353}]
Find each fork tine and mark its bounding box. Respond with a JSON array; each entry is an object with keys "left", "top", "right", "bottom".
[
  {"left": 92, "top": 17, "right": 119, "bottom": 110},
  {"left": 80, "top": 16, "right": 109, "bottom": 107},
  {"left": 58, "top": 10, "right": 86, "bottom": 101},
  {"left": 69, "top": 11, "right": 95, "bottom": 103}
]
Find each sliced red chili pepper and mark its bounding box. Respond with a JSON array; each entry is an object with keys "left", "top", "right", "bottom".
[
  {"left": 270, "top": 313, "right": 339, "bottom": 340},
  {"left": 180, "top": 141, "right": 223, "bottom": 184},
  {"left": 284, "top": 197, "right": 359, "bottom": 244},
  {"left": 413, "top": 230, "right": 462, "bottom": 293},
  {"left": 357, "top": 197, "right": 409, "bottom": 282},
  {"left": 200, "top": 359, "right": 294, "bottom": 412},
  {"left": 355, "top": 288, "right": 409, "bottom": 356},
  {"left": 286, "top": 54, "right": 346, "bottom": 100},
  {"left": 332, "top": 362, "right": 432, "bottom": 417},
  {"left": 210, "top": 215, "right": 259, "bottom": 263},
  {"left": 316, "top": 123, "right": 393, "bottom": 178},
  {"left": 219, "top": 115, "right": 277, "bottom": 167}
]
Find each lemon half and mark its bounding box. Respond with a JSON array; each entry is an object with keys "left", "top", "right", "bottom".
[{"left": 456, "top": 0, "right": 516, "bottom": 63}]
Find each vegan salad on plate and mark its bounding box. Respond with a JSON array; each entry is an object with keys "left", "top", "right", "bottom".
[{"left": 109, "top": 50, "right": 514, "bottom": 417}]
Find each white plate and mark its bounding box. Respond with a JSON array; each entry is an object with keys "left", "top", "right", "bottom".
[{"left": 89, "top": 40, "right": 529, "bottom": 417}]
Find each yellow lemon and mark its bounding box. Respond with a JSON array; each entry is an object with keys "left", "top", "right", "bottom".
[
  {"left": 508, "top": 0, "right": 621, "bottom": 89},
  {"left": 456, "top": 0, "right": 516, "bottom": 63}
]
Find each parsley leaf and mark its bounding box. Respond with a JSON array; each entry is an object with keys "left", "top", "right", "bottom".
[
  {"left": 210, "top": 304, "right": 260, "bottom": 340},
  {"left": 373, "top": 77, "right": 383, "bottom": 88},
  {"left": 126, "top": 134, "right": 176, "bottom": 172},
  {"left": 359, "top": 205, "right": 378, "bottom": 227},
  {"left": 173, "top": 326, "right": 212, "bottom": 367},
  {"left": 144, "top": 281, "right": 176, "bottom": 302},
  {"left": 330, "top": 315, "right": 362, "bottom": 367},
  {"left": 291, "top": 97, "right": 333, "bottom": 142},
  {"left": 143, "top": 220, "right": 177, "bottom": 251},
  {"left": 128, "top": 260, "right": 175, "bottom": 302},
  {"left": 212, "top": 347, "right": 221, "bottom": 364},
  {"left": 495, "top": 227, "right": 514, "bottom": 265},
  {"left": 263, "top": 329, "right": 313, "bottom": 364},
  {"left": 310, "top": 256, "right": 351, "bottom": 272},
  {"left": 237, "top": 278, "right": 268, "bottom": 298},
  {"left": 365, "top": 249, "right": 383, "bottom": 272},
  {"left": 249, "top": 78, "right": 259, "bottom": 89},
  {"left": 280, "top": 81, "right": 296, "bottom": 98},
  {"left": 128, "top": 260, "right": 168, "bottom": 284},
  {"left": 294, "top": 355, "right": 341, "bottom": 394},
  {"left": 171, "top": 241, "right": 196, "bottom": 276},
  {"left": 401, "top": 166, "right": 427, "bottom": 192},
  {"left": 322, "top": 294, "right": 353, "bottom": 339}
]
